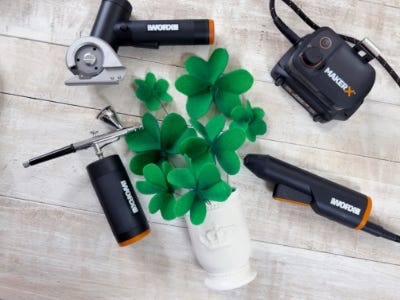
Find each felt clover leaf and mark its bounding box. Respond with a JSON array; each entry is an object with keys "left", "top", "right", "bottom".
[
  {"left": 175, "top": 48, "right": 254, "bottom": 119},
  {"left": 125, "top": 112, "right": 196, "bottom": 175},
  {"left": 136, "top": 162, "right": 177, "bottom": 220},
  {"left": 180, "top": 115, "right": 246, "bottom": 175},
  {"left": 134, "top": 73, "right": 173, "bottom": 111},
  {"left": 230, "top": 100, "right": 267, "bottom": 142},
  {"left": 167, "top": 160, "right": 232, "bottom": 225}
]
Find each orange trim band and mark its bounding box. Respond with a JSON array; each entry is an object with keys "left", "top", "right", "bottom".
[
  {"left": 209, "top": 19, "right": 215, "bottom": 44},
  {"left": 118, "top": 228, "right": 151, "bottom": 247},
  {"left": 355, "top": 196, "right": 372, "bottom": 230},
  {"left": 273, "top": 197, "right": 310, "bottom": 207}
]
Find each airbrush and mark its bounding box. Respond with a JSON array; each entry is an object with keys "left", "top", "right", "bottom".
[
  {"left": 65, "top": 0, "right": 215, "bottom": 85},
  {"left": 24, "top": 106, "right": 150, "bottom": 247}
]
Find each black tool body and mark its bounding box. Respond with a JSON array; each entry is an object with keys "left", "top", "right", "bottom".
[
  {"left": 272, "top": 27, "right": 375, "bottom": 122},
  {"left": 91, "top": 0, "right": 213, "bottom": 50},
  {"left": 87, "top": 155, "right": 150, "bottom": 246},
  {"left": 244, "top": 154, "right": 371, "bottom": 229}
]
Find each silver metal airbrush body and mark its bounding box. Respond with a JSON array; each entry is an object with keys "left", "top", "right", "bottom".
[
  {"left": 23, "top": 106, "right": 141, "bottom": 167},
  {"left": 23, "top": 106, "right": 151, "bottom": 247}
]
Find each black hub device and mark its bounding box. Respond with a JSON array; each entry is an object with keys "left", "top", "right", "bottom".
[
  {"left": 270, "top": 0, "right": 399, "bottom": 123},
  {"left": 272, "top": 27, "right": 375, "bottom": 122}
]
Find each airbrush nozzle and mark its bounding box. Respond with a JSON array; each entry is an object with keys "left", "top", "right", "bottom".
[{"left": 97, "top": 106, "right": 123, "bottom": 129}]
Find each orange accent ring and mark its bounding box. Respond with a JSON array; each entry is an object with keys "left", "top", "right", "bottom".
[
  {"left": 273, "top": 197, "right": 310, "bottom": 207},
  {"left": 208, "top": 19, "right": 215, "bottom": 44},
  {"left": 355, "top": 196, "right": 372, "bottom": 230},
  {"left": 118, "top": 228, "right": 151, "bottom": 247},
  {"left": 320, "top": 36, "right": 332, "bottom": 49}
]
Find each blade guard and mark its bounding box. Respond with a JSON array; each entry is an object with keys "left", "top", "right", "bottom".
[{"left": 65, "top": 36, "right": 126, "bottom": 85}]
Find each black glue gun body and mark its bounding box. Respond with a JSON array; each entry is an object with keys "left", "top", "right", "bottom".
[
  {"left": 244, "top": 154, "right": 372, "bottom": 229},
  {"left": 244, "top": 154, "right": 400, "bottom": 242}
]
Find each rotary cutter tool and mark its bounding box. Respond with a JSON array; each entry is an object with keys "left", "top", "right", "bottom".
[
  {"left": 23, "top": 106, "right": 150, "bottom": 247},
  {"left": 65, "top": 0, "right": 214, "bottom": 85},
  {"left": 244, "top": 154, "right": 400, "bottom": 243}
]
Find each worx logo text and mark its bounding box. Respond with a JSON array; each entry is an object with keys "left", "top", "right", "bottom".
[
  {"left": 147, "top": 24, "right": 179, "bottom": 31},
  {"left": 121, "top": 180, "right": 139, "bottom": 214}
]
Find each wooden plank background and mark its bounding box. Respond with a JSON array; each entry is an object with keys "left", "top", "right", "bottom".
[{"left": 0, "top": 0, "right": 399, "bottom": 299}]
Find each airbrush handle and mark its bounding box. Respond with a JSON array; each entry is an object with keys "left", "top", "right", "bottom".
[
  {"left": 23, "top": 126, "right": 141, "bottom": 168},
  {"left": 23, "top": 145, "right": 76, "bottom": 168}
]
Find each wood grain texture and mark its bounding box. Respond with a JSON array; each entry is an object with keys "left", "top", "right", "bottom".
[
  {"left": 1, "top": 37, "right": 400, "bottom": 162},
  {"left": 0, "top": 0, "right": 399, "bottom": 299},
  {"left": 1, "top": 197, "right": 400, "bottom": 300},
  {"left": 0, "top": 0, "right": 399, "bottom": 104}
]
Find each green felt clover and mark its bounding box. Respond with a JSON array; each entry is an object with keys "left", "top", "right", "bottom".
[
  {"left": 136, "top": 162, "right": 177, "bottom": 220},
  {"left": 167, "top": 158, "right": 232, "bottom": 225},
  {"left": 126, "top": 112, "right": 196, "bottom": 175},
  {"left": 134, "top": 73, "right": 173, "bottom": 111},
  {"left": 230, "top": 100, "right": 267, "bottom": 142},
  {"left": 179, "top": 115, "right": 246, "bottom": 175},
  {"left": 175, "top": 48, "right": 254, "bottom": 119}
]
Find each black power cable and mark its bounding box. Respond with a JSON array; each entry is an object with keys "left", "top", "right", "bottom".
[
  {"left": 363, "top": 222, "right": 400, "bottom": 243},
  {"left": 269, "top": 0, "right": 400, "bottom": 88},
  {"left": 269, "top": 0, "right": 400, "bottom": 243}
]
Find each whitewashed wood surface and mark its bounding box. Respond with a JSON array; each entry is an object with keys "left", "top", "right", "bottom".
[{"left": 0, "top": 0, "right": 399, "bottom": 299}]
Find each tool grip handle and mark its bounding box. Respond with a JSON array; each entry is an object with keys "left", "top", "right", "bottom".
[
  {"left": 244, "top": 154, "right": 372, "bottom": 229},
  {"left": 23, "top": 145, "right": 76, "bottom": 167},
  {"left": 87, "top": 155, "right": 150, "bottom": 246},
  {"left": 115, "top": 19, "right": 214, "bottom": 48}
]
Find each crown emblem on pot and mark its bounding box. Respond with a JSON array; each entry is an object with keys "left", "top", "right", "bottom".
[{"left": 200, "top": 224, "right": 236, "bottom": 250}]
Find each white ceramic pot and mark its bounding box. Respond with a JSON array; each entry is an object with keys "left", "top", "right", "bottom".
[{"left": 185, "top": 190, "right": 257, "bottom": 291}]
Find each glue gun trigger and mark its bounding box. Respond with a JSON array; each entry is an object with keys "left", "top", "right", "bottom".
[{"left": 272, "top": 184, "right": 312, "bottom": 206}]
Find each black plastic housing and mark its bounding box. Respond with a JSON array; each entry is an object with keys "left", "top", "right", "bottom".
[
  {"left": 244, "top": 154, "right": 371, "bottom": 229},
  {"left": 87, "top": 155, "right": 150, "bottom": 246},
  {"left": 90, "top": 0, "right": 213, "bottom": 51},
  {"left": 271, "top": 27, "right": 376, "bottom": 122},
  {"left": 90, "top": 0, "right": 132, "bottom": 50}
]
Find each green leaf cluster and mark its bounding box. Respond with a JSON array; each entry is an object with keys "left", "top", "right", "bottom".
[
  {"left": 136, "top": 158, "right": 232, "bottom": 225},
  {"left": 127, "top": 48, "right": 268, "bottom": 225},
  {"left": 230, "top": 100, "right": 267, "bottom": 142},
  {"left": 125, "top": 113, "right": 196, "bottom": 175},
  {"left": 175, "top": 48, "right": 254, "bottom": 119},
  {"left": 136, "top": 162, "right": 177, "bottom": 220},
  {"left": 169, "top": 160, "right": 232, "bottom": 225},
  {"left": 134, "top": 73, "right": 172, "bottom": 111},
  {"left": 180, "top": 115, "right": 246, "bottom": 175}
]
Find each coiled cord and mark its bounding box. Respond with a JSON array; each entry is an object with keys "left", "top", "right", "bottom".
[{"left": 269, "top": 0, "right": 400, "bottom": 88}]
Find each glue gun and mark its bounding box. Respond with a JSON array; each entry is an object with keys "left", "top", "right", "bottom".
[
  {"left": 244, "top": 154, "right": 400, "bottom": 243},
  {"left": 65, "top": 0, "right": 214, "bottom": 85}
]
